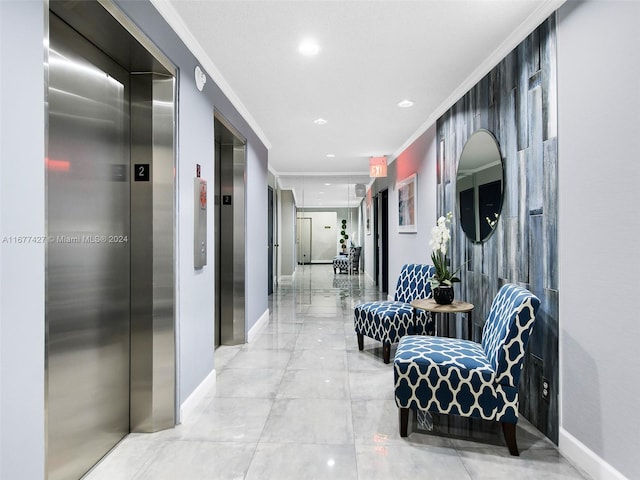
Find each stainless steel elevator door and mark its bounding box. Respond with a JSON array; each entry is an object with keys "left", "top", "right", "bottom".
[{"left": 47, "top": 15, "right": 130, "bottom": 480}]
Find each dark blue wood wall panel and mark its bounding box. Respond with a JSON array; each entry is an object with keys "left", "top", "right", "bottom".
[{"left": 436, "top": 15, "right": 558, "bottom": 442}]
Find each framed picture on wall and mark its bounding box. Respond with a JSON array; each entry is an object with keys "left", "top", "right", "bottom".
[{"left": 397, "top": 173, "right": 417, "bottom": 233}]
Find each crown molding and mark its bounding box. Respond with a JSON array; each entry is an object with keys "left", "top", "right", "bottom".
[
  {"left": 149, "top": 0, "right": 272, "bottom": 150},
  {"left": 392, "top": 0, "right": 566, "bottom": 163}
]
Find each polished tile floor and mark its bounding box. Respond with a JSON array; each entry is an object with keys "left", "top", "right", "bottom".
[{"left": 86, "top": 264, "right": 589, "bottom": 480}]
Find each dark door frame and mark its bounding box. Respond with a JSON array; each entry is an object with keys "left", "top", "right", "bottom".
[
  {"left": 267, "top": 186, "right": 274, "bottom": 295},
  {"left": 381, "top": 189, "right": 389, "bottom": 294},
  {"left": 373, "top": 195, "right": 379, "bottom": 287}
]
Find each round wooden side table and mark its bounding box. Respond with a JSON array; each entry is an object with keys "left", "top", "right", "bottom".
[{"left": 410, "top": 298, "right": 475, "bottom": 339}]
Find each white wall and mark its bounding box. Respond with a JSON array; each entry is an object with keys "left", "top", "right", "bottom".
[
  {"left": 382, "top": 125, "right": 438, "bottom": 291},
  {"left": 557, "top": 2, "right": 640, "bottom": 479},
  {"left": 0, "top": 2, "right": 46, "bottom": 478},
  {"left": 297, "top": 211, "right": 338, "bottom": 262},
  {"left": 362, "top": 124, "right": 437, "bottom": 293}
]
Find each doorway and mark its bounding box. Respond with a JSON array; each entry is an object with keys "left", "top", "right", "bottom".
[
  {"left": 297, "top": 217, "right": 312, "bottom": 264},
  {"left": 373, "top": 190, "right": 389, "bottom": 293},
  {"left": 381, "top": 189, "right": 389, "bottom": 293},
  {"left": 373, "top": 196, "right": 379, "bottom": 286},
  {"left": 46, "top": 3, "right": 176, "bottom": 479},
  {"left": 268, "top": 186, "right": 274, "bottom": 295}
]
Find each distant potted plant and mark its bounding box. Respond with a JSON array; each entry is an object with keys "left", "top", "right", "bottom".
[{"left": 339, "top": 219, "right": 349, "bottom": 254}]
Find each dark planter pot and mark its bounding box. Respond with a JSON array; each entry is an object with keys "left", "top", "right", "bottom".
[{"left": 433, "top": 286, "right": 454, "bottom": 305}]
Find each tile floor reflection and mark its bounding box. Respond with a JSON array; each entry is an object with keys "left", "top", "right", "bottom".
[{"left": 85, "top": 264, "right": 590, "bottom": 480}]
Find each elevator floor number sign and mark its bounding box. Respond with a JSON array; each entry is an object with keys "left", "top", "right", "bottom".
[{"left": 134, "top": 164, "right": 150, "bottom": 181}]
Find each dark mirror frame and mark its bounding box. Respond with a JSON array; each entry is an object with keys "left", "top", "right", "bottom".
[{"left": 456, "top": 129, "right": 504, "bottom": 243}]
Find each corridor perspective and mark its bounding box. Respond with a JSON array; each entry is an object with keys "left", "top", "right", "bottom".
[
  {"left": 85, "top": 265, "right": 587, "bottom": 480},
  {"left": 2, "top": 2, "right": 639, "bottom": 479}
]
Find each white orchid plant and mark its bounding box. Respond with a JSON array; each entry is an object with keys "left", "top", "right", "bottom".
[{"left": 429, "top": 212, "right": 465, "bottom": 288}]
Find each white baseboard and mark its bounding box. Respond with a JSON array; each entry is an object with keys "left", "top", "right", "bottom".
[
  {"left": 248, "top": 308, "right": 269, "bottom": 343},
  {"left": 559, "top": 427, "right": 628, "bottom": 480},
  {"left": 179, "top": 367, "right": 216, "bottom": 423},
  {"left": 364, "top": 271, "right": 375, "bottom": 284},
  {"left": 279, "top": 273, "right": 295, "bottom": 283}
]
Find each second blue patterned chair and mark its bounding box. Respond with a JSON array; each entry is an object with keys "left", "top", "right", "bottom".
[
  {"left": 354, "top": 264, "right": 435, "bottom": 363},
  {"left": 393, "top": 283, "right": 541, "bottom": 455}
]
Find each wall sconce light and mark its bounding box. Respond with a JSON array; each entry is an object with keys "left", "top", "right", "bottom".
[{"left": 369, "top": 156, "right": 387, "bottom": 178}]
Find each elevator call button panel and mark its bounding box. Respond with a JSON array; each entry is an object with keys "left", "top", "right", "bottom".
[{"left": 194, "top": 177, "right": 207, "bottom": 269}]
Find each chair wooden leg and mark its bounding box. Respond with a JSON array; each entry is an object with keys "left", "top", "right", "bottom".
[
  {"left": 357, "top": 333, "right": 364, "bottom": 351},
  {"left": 383, "top": 343, "right": 391, "bottom": 363},
  {"left": 502, "top": 422, "right": 519, "bottom": 456},
  {"left": 399, "top": 408, "right": 409, "bottom": 437}
]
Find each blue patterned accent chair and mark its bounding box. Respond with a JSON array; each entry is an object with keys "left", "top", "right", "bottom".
[
  {"left": 333, "top": 247, "right": 361, "bottom": 274},
  {"left": 393, "top": 283, "right": 541, "bottom": 455},
  {"left": 354, "top": 264, "right": 435, "bottom": 363},
  {"left": 332, "top": 253, "right": 349, "bottom": 274}
]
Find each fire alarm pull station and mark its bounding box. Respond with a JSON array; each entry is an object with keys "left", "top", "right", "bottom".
[{"left": 194, "top": 177, "right": 207, "bottom": 268}]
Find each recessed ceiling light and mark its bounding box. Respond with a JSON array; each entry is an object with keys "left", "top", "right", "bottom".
[
  {"left": 324, "top": 183, "right": 332, "bottom": 186},
  {"left": 397, "top": 99, "right": 415, "bottom": 108},
  {"left": 298, "top": 39, "right": 320, "bottom": 56},
  {"left": 313, "top": 118, "right": 327, "bottom": 125},
  {"left": 326, "top": 154, "right": 335, "bottom": 158}
]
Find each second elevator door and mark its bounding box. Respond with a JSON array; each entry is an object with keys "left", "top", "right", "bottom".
[{"left": 47, "top": 15, "right": 131, "bottom": 480}]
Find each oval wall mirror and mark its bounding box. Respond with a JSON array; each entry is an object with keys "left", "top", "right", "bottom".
[{"left": 456, "top": 129, "right": 504, "bottom": 243}]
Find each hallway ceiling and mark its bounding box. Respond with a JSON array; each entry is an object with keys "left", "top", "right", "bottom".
[{"left": 155, "top": 0, "right": 563, "bottom": 207}]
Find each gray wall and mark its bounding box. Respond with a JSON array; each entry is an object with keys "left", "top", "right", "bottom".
[
  {"left": 245, "top": 139, "right": 269, "bottom": 327},
  {"left": 0, "top": 2, "right": 47, "bottom": 478},
  {"left": 557, "top": 1, "right": 640, "bottom": 479},
  {"left": 437, "top": 16, "right": 559, "bottom": 441}
]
